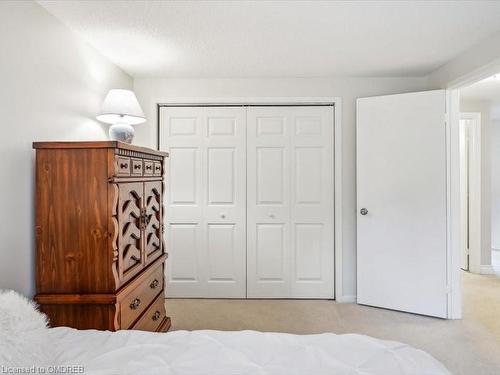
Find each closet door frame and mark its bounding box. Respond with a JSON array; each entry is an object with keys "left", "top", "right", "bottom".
[{"left": 157, "top": 97, "right": 343, "bottom": 301}]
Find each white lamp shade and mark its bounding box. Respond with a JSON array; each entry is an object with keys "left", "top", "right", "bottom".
[{"left": 96, "top": 89, "right": 146, "bottom": 125}]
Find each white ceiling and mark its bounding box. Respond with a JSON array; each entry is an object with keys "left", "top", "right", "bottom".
[
  {"left": 461, "top": 75, "right": 500, "bottom": 120},
  {"left": 461, "top": 75, "right": 500, "bottom": 103},
  {"left": 38, "top": 0, "right": 500, "bottom": 79}
]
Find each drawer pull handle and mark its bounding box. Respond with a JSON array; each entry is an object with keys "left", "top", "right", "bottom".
[
  {"left": 134, "top": 164, "right": 141, "bottom": 170},
  {"left": 150, "top": 279, "right": 160, "bottom": 289},
  {"left": 152, "top": 311, "right": 161, "bottom": 321},
  {"left": 146, "top": 165, "right": 152, "bottom": 170},
  {"left": 120, "top": 163, "right": 128, "bottom": 169},
  {"left": 129, "top": 298, "right": 141, "bottom": 310},
  {"left": 155, "top": 166, "right": 161, "bottom": 170}
]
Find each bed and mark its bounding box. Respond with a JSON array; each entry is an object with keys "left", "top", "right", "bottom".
[{"left": 1, "top": 291, "right": 449, "bottom": 374}]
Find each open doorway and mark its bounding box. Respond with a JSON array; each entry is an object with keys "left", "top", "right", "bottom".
[{"left": 459, "top": 74, "right": 500, "bottom": 276}]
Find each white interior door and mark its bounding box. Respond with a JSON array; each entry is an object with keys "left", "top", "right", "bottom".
[
  {"left": 160, "top": 106, "right": 246, "bottom": 297},
  {"left": 357, "top": 90, "right": 448, "bottom": 318},
  {"left": 247, "top": 106, "right": 334, "bottom": 298}
]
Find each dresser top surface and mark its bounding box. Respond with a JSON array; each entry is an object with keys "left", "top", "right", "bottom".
[{"left": 32, "top": 141, "right": 168, "bottom": 157}]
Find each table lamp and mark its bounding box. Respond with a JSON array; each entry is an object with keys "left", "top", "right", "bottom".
[{"left": 96, "top": 89, "right": 146, "bottom": 143}]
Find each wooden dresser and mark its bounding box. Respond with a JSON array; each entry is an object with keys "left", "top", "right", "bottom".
[{"left": 33, "top": 141, "right": 170, "bottom": 332}]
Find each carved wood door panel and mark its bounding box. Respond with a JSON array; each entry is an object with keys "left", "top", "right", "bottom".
[
  {"left": 117, "top": 182, "right": 144, "bottom": 284},
  {"left": 144, "top": 181, "right": 163, "bottom": 266}
]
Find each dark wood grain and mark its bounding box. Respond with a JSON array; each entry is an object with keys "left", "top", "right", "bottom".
[
  {"left": 117, "top": 182, "right": 144, "bottom": 285},
  {"left": 34, "top": 294, "right": 117, "bottom": 305},
  {"left": 158, "top": 316, "right": 172, "bottom": 332},
  {"left": 34, "top": 141, "right": 170, "bottom": 332},
  {"left": 38, "top": 303, "right": 119, "bottom": 331},
  {"left": 144, "top": 181, "right": 163, "bottom": 266},
  {"left": 131, "top": 158, "right": 143, "bottom": 176},
  {"left": 131, "top": 293, "right": 167, "bottom": 331},
  {"left": 33, "top": 141, "right": 169, "bottom": 157},
  {"left": 35, "top": 148, "right": 113, "bottom": 294},
  {"left": 119, "top": 262, "right": 164, "bottom": 328}
]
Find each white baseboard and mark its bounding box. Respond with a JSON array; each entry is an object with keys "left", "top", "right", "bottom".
[
  {"left": 336, "top": 295, "right": 356, "bottom": 303},
  {"left": 480, "top": 265, "right": 495, "bottom": 275}
]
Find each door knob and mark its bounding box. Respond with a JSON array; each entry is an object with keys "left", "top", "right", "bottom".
[{"left": 360, "top": 208, "right": 368, "bottom": 216}]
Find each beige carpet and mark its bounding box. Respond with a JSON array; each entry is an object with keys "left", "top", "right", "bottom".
[{"left": 165, "top": 272, "right": 500, "bottom": 375}]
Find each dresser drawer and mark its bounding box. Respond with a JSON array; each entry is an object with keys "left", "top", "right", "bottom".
[
  {"left": 131, "top": 293, "right": 166, "bottom": 332},
  {"left": 115, "top": 156, "right": 131, "bottom": 176},
  {"left": 153, "top": 162, "right": 162, "bottom": 176},
  {"left": 144, "top": 160, "right": 154, "bottom": 176},
  {"left": 120, "top": 265, "right": 164, "bottom": 328},
  {"left": 131, "top": 158, "right": 143, "bottom": 176}
]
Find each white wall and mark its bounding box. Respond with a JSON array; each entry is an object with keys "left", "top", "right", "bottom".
[
  {"left": 132, "top": 77, "right": 429, "bottom": 299},
  {"left": 491, "top": 118, "right": 500, "bottom": 251},
  {"left": 0, "top": 1, "right": 132, "bottom": 297},
  {"left": 460, "top": 99, "right": 492, "bottom": 268}
]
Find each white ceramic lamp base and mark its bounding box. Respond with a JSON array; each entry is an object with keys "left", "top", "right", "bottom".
[{"left": 109, "top": 123, "right": 134, "bottom": 144}]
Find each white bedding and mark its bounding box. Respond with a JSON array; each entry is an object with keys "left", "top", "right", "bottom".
[{"left": 48, "top": 328, "right": 449, "bottom": 375}]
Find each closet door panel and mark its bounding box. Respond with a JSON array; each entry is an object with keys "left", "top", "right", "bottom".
[
  {"left": 247, "top": 108, "right": 291, "bottom": 297},
  {"left": 290, "top": 107, "right": 334, "bottom": 298},
  {"left": 160, "top": 106, "right": 246, "bottom": 297},
  {"left": 161, "top": 108, "right": 204, "bottom": 296},
  {"left": 255, "top": 223, "right": 287, "bottom": 281},
  {"left": 169, "top": 223, "right": 199, "bottom": 282},
  {"left": 203, "top": 108, "right": 246, "bottom": 297},
  {"left": 247, "top": 106, "right": 334, "bottom": 299},
  {"left": 207, "top": 224, "right": 236, "bottom": 281},
  {"left": 169, "top": 148, "right": 198, "bottom": 206}
]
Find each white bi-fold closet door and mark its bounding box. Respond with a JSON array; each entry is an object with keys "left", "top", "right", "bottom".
[
  {"left": 160, "top": 107, "right": 246, "bottom": 298},
  {"left": 160, "top": 105, "right": 334, "bottom": 299},
  {"left": 246, "top": 106, "right": 334, "bottom": 298}
]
